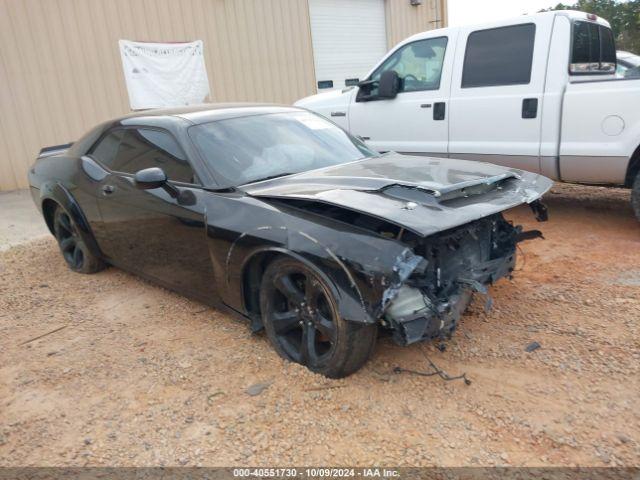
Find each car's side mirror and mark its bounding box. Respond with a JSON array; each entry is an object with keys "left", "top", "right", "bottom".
[
  {"left": 134, "top": 167, "right": 168, "bottom": 190},
  {"left": 377, "top": 70, "right": 401, "bottom": 99},
  {"left": 133, "top": 167, "right": 196, "bottom": 206}
]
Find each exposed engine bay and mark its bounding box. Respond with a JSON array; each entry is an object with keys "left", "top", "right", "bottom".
[
  {"left": 245, "top": 154, "right": 552, "bottom": 352},
  {"left": 382, "top": 214, "right": 519, "bottom": 345},
  {"left": 273, "top": 195, "right": 532, "bottom": 346}
]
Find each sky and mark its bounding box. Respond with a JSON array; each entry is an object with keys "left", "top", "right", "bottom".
[{"left": 447, "top": 0, "right": 563, "bottom": 26}]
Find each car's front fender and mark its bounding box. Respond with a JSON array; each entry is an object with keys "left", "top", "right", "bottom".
[{"left": 225, "top": 218, "right": 423, "bottom": 325}]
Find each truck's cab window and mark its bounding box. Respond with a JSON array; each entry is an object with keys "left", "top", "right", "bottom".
[
  {"left": 368, "top": 37, "right": 448, "bottom": 94},
  {"left": 462, "top": 23, "right": 536, "bottom": 88},
  {"left": 570, "top": 21, "right": 616, "bottom": 74}
]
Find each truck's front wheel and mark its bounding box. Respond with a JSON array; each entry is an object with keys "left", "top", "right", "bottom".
[{"left": 633, "top": 173, "right": 640, "bottom": 222}]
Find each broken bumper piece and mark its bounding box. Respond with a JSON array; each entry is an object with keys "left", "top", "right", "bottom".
[
  {"left": 385, "top": 288, "right": 474, "bottom": 345},
  {"left": 383, "top": 214, "right": 519, "bottom": 346}
]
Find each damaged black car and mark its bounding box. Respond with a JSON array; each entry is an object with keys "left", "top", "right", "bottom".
[{"left": 28, "top": 105, "right": 552, "bottom": 378}]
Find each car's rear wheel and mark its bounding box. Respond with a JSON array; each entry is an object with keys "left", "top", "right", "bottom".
[
  {"left": 260, "top": 257, "right": 377, "bottom": 378},
  {"left": 632, "top": 172, "right": 640, "bottom": 222},
  {"left": 52, "top": 206, "right": 105, "bottom": 274}
]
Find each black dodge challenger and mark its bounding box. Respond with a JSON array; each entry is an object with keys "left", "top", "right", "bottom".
[{"left": 29, "top": 104, "right": 552, "bottom": 377}]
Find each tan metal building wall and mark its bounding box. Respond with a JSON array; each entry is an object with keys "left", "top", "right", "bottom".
[
  {"left": 0, "top": 0, "right": 446, "bottom": 191},
  {"left": 385, "top": 0, "right": 447, "bottom": 47}
]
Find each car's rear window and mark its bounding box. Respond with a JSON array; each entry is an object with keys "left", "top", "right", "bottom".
[
  {"left": 89, "top": 128, "right": 197, "bottom": 184},
  {"left": 89, "top": 130, "right": 123, "bottom": 168}
]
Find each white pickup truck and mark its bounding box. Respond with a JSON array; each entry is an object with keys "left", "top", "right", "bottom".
[{"left": 295, "top": 10, "right": 640, "bottom": 220}]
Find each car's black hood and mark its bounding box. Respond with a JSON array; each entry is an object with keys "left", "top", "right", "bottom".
[{"left": 241, "top": 154, "right": 553, "bottom": 237}]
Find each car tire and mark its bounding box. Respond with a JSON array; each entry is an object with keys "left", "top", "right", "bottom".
[
  {"left": 260, "top": 256, "right": 377, "bottom": 378},
  {"left": 52, "top": 205, "right": 106, "bottom": 274},
  {"left": 633, "top": 172, "right": 640, "bottom": 222}
]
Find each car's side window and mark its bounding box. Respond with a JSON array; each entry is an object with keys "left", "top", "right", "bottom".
[
  {"left": 370, "top": 37, "right": 448, "bottom": 94},
  {"left": 461, "top": 23, "right": 536, "bottom": 88},
  {"left": 111, "top": 129, "right": 197, "bottom": 184},
  {"left": 89, "top": 130, "right": 125, "bottom": 169}
]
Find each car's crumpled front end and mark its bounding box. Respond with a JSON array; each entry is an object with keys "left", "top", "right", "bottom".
[
  {"left": 381, "top": 213, "right": 520, "bottom": 345},
  {"left": 243, "top": 153, "right": 552, "bottom": 344}
]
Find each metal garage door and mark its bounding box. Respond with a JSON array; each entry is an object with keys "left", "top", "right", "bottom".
[{"left": 308, "top": 0, "right": 388, "bottom": 91}]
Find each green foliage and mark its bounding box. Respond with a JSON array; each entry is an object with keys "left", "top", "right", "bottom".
[{"left": 541, "top": 0, "right": 640, "bottom": 53}]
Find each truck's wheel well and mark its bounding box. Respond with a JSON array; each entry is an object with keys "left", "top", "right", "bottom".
[
  {"left": 242, "top": 251, "right": 281, "bottom": 318},
  {"left": 625, "top": 144, "right": 640, "bottom": 187},
  {"left": 42, "top": 199, "right": 58, "bottom": 235}
]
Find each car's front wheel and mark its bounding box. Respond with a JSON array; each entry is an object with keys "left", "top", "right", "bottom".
[
  {"left": 633, "top": 172, "right": 640, "bottom": 222},
  {"left": 260, "top": 257, "right": 377, "bottom": 378},
  {"left": 52, "top": 205, "right": 106, "bottom": 274}
]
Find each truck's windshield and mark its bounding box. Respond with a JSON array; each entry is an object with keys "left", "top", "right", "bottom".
[
  {"left": 189, "top": 112, "right": 378, "bottom": 187},
  {"left": 571, "top": 21, "right": 616, "bottom": 74}
]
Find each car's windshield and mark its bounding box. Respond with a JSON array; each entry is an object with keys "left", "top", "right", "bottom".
[{"left": 189, "top": 111, "right": 377, "bottom": 187}]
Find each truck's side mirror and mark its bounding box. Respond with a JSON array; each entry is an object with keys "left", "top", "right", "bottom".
[
  {"left": 377, "top": 70, "right": 401, "bottom": 99},
  {"left": 355, "top": 70, "right": 401, "bottom": 102}
]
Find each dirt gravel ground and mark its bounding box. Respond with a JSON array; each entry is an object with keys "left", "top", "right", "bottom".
[{"left": 1, "top": 183, "right": 639, "bottom": 467}]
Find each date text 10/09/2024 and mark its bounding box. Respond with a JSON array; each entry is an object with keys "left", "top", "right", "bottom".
[{"left": 232, "top": 468, "right": 400, "bottom": 478}]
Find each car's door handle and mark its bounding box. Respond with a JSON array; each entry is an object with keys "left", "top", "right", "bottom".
[
  {"left": 331, "top": 111, "right": 346, "bottom": 117},
  {"left": 420, "top": 103, "right": 432, "bottom": 109},
  {"left": 522, "top": 98, "right": 538, "bottom": 119},
  {"left": 102, "top": 184, "right": 116, "bottom": 195},
  {"left": 433, "top": 102, "right": 446, "bottom": 120}
]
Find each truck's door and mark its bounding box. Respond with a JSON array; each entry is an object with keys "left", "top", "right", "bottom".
[
  {"left": 348, "top": 33, "right": 455, "bottom": 156},
  {"left": 448, "top": 16, "right": 554, "bottom": 173}
]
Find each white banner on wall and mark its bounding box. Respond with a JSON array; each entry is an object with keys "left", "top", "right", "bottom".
[{"left": 118, "top": 40, "right": 210, "bottom": 110}]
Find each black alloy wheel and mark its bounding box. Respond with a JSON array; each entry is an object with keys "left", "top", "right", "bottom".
[
  {"left": 52, "top": 205, "right": 105, "bottom": 274},
  {"left": 260, "top": 257, "right": 377, "bottom": 378},
  {"left": 269, "top": 267, "right": 337, "bottom": 364}
]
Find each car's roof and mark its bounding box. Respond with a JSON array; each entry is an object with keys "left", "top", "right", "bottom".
[
  {"left": 617, "top": 50, "right": 639, "bottom": 59},
  {"left": 116, "top": 103, "right": 301, "bottom": 125}
]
